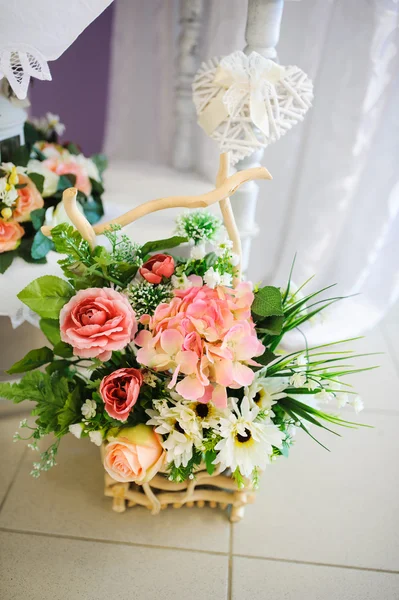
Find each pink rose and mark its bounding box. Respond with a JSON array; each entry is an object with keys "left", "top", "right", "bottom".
[
  {"left": 13, "top": 174, "right": 44, "bottom": 222},
  {"left": 0, "top": 219, "right": 24, "bottom": 253},
  {"left": 60, "top": 288, "right": 137, "bottom": 361},
  {"left": 140, "top": 253, "right": 175, "bottom": 284},
  {"left": 104, "top": 425, "right": 165, "bottom": 483},
  {"left": 100, "top": 368, "right": 143, "bottom": 421},
  {"left": 43, "top": 157, "right": 92, "bottom": 196}
]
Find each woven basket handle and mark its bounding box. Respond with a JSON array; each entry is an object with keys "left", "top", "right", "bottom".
[{"left": 41, "top": 153, "right": 272, "bottom": 284}]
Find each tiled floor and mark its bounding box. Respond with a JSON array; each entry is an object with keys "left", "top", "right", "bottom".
[{"left": 1, "top": 318, "right": 399, "bottom": 599}]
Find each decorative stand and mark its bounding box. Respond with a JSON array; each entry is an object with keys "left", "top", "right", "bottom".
[{"left": 104, "top": 464, "right": 255, "bottom": 522}]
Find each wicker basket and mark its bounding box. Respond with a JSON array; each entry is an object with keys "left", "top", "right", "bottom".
[{"left": 102, "top": 448, "right": 256, "bottom": 522}]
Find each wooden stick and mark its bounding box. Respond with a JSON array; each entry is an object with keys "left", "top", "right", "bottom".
[
  {"left": 41, "top": 187, "right": 97, "bottom": 248},
  {"left": 216, "top": 153, "right": 242, "bottom": 284},
  {"left": 41, "top": 165, "right": 271, "bottom": 241}
]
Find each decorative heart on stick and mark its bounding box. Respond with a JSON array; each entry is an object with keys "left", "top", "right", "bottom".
[{"left": 192, "top": 50, "right": 314, "bottom": 164}]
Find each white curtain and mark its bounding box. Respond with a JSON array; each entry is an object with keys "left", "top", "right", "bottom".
[{"left": 105, "top": 0, "right": 399, "bottom": 341}]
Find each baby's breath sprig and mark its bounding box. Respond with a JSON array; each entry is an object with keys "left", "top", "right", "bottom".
[
  {"left": 30, "top": 439, "right": 60, "bottom": 478},
  {"left": 175, "top": 210, "right": 222, "bottom": 245}
]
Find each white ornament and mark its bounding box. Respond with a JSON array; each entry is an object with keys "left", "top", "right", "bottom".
[
  {"left": 0, "top": 0, "right": 112, "bottom": 99},
  {"left": 193, "top": 50, "right": 313, "bottom": 165}
]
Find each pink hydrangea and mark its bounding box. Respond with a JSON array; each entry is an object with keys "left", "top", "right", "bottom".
[{"left": 135, "top": 280, "right": 264, "bottom": 407}]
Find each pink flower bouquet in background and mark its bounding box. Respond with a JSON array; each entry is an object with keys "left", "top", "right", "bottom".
[
  {"left": 1, "top": 211, "right": 370, "bottom": 491},
  {"left": 0, "top": 112, "right": 107, "bottom": 274}
]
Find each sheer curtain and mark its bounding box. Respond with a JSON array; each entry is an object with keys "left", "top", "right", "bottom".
[{"left": 105, "top": 0, "right": 399, "bottom": 341}]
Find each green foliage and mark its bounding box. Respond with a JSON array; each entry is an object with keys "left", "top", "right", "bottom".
[
  {"left": 53, "top": 341, "right": 73, "bottom": 358},
  {"left": 30, "top": 208, "right": 46, "bottom": 231},
  {"left": 31, "top": 230, "right": 54, "bottom": 260},
  {"left": 17, "top": 236, "right": 47, "bottom": 265},
  {"left": 28, "top": 173, "right": 44, "bottom": 194},
  {"left": 7, "top": 347, "right": 54, "bottom": 374},
  {"left": 0, "top": 250, "right": 15, "bottom": 274},
  {"left": 0, "top": 371, "right": 83, "bottom": 436},
  {"left": 204, "top": 449, "right": 217, "bottom": 475},
  {"left": 167, "top": 449, "right": 202, "bottom": 483},
  {"left": 140, "top": 235, "right": 188, "bottom": 259},
  {"left": 91, "top": 153, "right": 108, "bottom": 175},
  {"left": 18, "top": 275, "right": 74, "bottom": 319},
  {"left": 252, "top": 286, "right": 283, "bottom": 318},
  {"left": 39, "top": 318, "right": 61, "bottom": 346}
]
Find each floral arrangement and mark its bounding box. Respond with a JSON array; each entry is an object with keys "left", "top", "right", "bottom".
[
  {"left": 0, "top": 212, "right": 369, "bottom": 488},
  {"left": 0, "top": 113, "right": 106, "bottom": 273}
]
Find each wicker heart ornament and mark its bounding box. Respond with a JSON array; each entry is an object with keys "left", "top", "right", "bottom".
[{"left": 193, "top": 50, "right": 314, "bottom": 164}]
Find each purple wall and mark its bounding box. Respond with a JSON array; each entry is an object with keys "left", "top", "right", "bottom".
[{"left": 30, "top": 3, "right": 114, "bottom": 156}]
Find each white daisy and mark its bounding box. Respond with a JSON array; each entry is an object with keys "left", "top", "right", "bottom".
[
  {"left": 214, "top": 397, "right": 284, "bottom": 478},
  {"left": 46, "top": 112, "right": 66, "bottom": 136},
  {"left": 246, "top": 375, "right": 288, "bottom": 417},
  {"left": 81, "top": 399, "right": 97, "bottom": 419},
  {"left": 162, "top": 428, "right": 198, "bottom": 468}
]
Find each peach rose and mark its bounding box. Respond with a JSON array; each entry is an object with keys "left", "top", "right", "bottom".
[
  {"left": 100, "top": 368, "right": 143, "bottom": 421},
  {"left": 140, "top": 253, "right": 175, "bottom": 284},
  {"left": 13, "top": 174, "right": 44, "bottom": 222},
  {"left": 43, "top": 157, "right": 92, "bottom": 196},
  {"left": 0, "top": 219, "right": 24, "bottom": 253},
  {"left": 60, "top": 288, "right": 137, "bottom": 362},
  {"left": 104, "top": 425, "right": 165, "bottom": 483}
]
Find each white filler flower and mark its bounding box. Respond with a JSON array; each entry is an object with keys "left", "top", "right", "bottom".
[
  {"left": 81, "top": 399, "right": 97, "bottom": 419},
  {"left": 69, "top": 423, "right": 84, "bottom": 439},
  {"left": 89, "top": 431, "right": 103, "bottom": 446},
  {"left": 214, "top": 397, "right": 284, "bottom": 478}
]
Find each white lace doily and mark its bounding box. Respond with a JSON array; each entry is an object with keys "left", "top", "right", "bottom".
[
  {"left": 0, "top": 0, "right": 113, "bottom": 99},
  {"left": 193, "top": 51, "right": 314, "bottom": 164}
]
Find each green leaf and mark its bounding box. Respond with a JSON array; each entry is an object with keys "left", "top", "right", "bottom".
[
  {"left": 141, "top": 236, "right": 188, "bottom": 258},
  {"left": 30, "top": 208, "right": 46, "bottom": 231},
  {"left": 31, "top": 230, "right": 54, "bottom": 260},
  {"left": 64, "top": 142, "right": 80, "bottom": 156},
  {"left": 24, "top": 121, "right": 41, "bottom": 147},
  {"left": 17, "top": 275, "right": 74, "bottom": 319},
  {"left": 53, "top": 341, "right": 73, "bottom": 358},
  {"left": 10, "top": 145, "right": 30, "bottom": 167},
  {"left": 81, "top": 197, "right": 104, "bottom": 224},
  {"left": 28, "top": 172, "right": 44, "bottom": 194},
  {"left": 39, "top": 318, "right": 61, "bottom": 345},
  {"left": 57, "top": 386, "right": 82, "bottom": 432},
  {"left": 257, "top": 315, "right": 284, "bottom": 335},
  {"left": 0, "top": 250, "right": 16, "bottom": 274},
  {"left": 46, "top": 360, "right": 71, "bottom": 375},
  {"left": 17, "top": 237, "right": 47, "bottom": 264},
  {"left": 89, "top": 178, "right": 104, "bottom": 196},
  {"left": 255, "top": 349, "right": 277, "bottom": 367},
  {"left": 57, "top": 173, "right": 76, "bottom": 192},
  {"left": 50, "top": 223, "right": 91, "bottom": 259},
  {"left": 252, "top": 286, "right": 283, "bottom": 318},
  {"left": 91, "top": 153, "right": 108, "bottom": 175},
  {"left": 204, "top": 450, "right": 217, "bottom": 475},
  {"left": 7, "top": 347, "right": 54, "bottom": 374}
]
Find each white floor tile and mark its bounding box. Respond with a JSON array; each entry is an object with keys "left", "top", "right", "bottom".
[
  {"left": 232, "top": 556, "right": 399, "bottom": 600},
  {"left": 233, "top": 412, "right": 399, "bottom": 571},
  {"left": 0, "top": 433, "right": 230, "bottom": 554},
  {"left": 0, "top": 416, "right": 26, "bottom": 506},
  {"left": 0, "top": 531, "right": 228, "bottom": 600}
]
